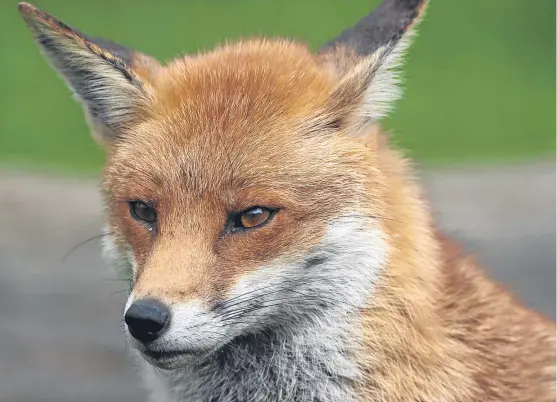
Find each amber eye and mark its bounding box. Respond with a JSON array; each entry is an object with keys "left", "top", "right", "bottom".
[
  {"left": 232, "top": 207, "right": 275, "bottom": 231},
  {"left": 129, "top": 201, "right": 157, "bottom": 224}
]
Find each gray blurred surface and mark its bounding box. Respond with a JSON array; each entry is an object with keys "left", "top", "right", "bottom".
[{"left": 0, "top": 160, "right": 555, "bottom": 402}]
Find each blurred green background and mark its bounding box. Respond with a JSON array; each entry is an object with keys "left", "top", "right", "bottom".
[{"left": 1, "top": 0, "right": 555, "bottom": 174}]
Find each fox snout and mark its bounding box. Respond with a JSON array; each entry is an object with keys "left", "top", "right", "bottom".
[
  {"left": 123, "top": 296, "right": 222, "bottom": 370},
  {"left": 124, "top": 299, "right": 170, "bottom": 343}
]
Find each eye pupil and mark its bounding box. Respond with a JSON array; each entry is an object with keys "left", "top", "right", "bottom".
[{"left": 130, "top": 201, "right": 156, "bottom": 223}]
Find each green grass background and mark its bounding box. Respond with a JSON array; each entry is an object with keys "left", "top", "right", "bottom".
[{"left": 1, "top": 0, "right": 555, "bottom": 173}]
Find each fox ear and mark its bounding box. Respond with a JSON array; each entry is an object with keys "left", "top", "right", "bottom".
[
  {"left": 18, "top": 2, "right": 160, "bottom": 145},
  {"left": 318, "top": 0, "right": 428, "bottom": 135}
]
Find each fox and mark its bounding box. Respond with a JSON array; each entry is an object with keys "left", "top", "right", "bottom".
[{"left": 19, "top": 1, "right": 556, "bottom": 401}]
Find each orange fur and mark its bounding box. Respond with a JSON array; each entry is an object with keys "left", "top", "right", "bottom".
[
  {"left": 19, "top": 1, "right": 556, "bottom": 401},
  {"left": 355, "top": 128, "right": 556, "bottom": 401}
]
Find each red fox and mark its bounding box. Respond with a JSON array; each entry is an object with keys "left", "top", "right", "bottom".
[{"left": 19, "top": 1, "right": 555, "bottom": 401}]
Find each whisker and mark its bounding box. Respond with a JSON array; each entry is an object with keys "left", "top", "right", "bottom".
[
  {"left": 110, "top": 288, "right": 132, "bottom": 297},
  {"left": 103, "top": 277, "right": 132, "bottom": 283},
  {"left": 215, "top": 289, "right": 364, "bottom": 326},
  {"left": 211, "top": 276, "right": 329, "bottom": 312},
  {"left": 215, "top": 279, "right": 361, "bottom": 318},
  {"left": 61, "top": 232, "right": 114, "bottom": 262},
  {"left": 210, "top": 281, "right": 285, "bottom": 313}
]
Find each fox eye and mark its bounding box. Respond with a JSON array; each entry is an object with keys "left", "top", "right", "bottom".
[
  {"left": 129, "top": 201, "right": 157, "bottom": 224},
  {"left": 232, "top": 207, "right": 275, "bottom": 231}
]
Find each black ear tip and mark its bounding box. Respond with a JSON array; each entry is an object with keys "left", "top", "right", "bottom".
[
  {"left": 319, "top": 0, "right": 429, "bottom": 56},
  {"left": 394, "top": 0, "right": 428, "bottom": 10},
  {"left": 411, "top": 0, "right": 429, "bottom": 20}
]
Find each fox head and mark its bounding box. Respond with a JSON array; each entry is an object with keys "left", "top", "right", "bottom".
[{"left": 20, "top": 0, "right": 428, "bottom": 370}]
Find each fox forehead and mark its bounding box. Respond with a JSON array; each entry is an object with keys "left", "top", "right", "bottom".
[
  {"left": 104, "top": 39, "right": 368, "bottom": 204},
  {"left": 152, "top": 39, "right": 334, "bottom": 118}
]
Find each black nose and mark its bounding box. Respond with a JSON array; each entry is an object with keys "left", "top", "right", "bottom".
[{"left": 124, "top": 299, "right": 170, "bottom": 343}]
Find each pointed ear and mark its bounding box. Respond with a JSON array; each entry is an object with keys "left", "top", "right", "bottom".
[
  {"left": 18, "top": 2, "right": 161, "bottom": 145},
  {"left": 318, "top": 0, "right": 428, "bottom": 134}
]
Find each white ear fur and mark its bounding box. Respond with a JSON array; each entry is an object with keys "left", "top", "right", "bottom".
[
  {"left": 19, "top": 2, "right": 158, "bottom": 142},
  {"left": 44, "top": 35, "right": 146, "bottom": 136},
  {"left": 338, "top": 31, "right": 415, "bottom": 133},
  {"left": 318, "top": 0, "right": 427, "bottom": 135}
]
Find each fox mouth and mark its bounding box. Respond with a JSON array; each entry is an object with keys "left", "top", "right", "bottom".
[
  {"left": 136, "top": 321, "right": 276, "bottom": 369},
  {"left": 141, "top": 346, "right": 223, "bottom": 370},
  {"left": 143, "top": 349, "right": 193, "bottom": 359},
  {"left": 140, "top": 337, "right": 242, "bottom": 368},
  {"left": 138, "top": 329, "right": 277, "bottom": 370}
]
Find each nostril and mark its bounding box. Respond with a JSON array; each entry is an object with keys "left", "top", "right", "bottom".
[{"left": 124, "top": 299, "right": 170, "bottom": 343}]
